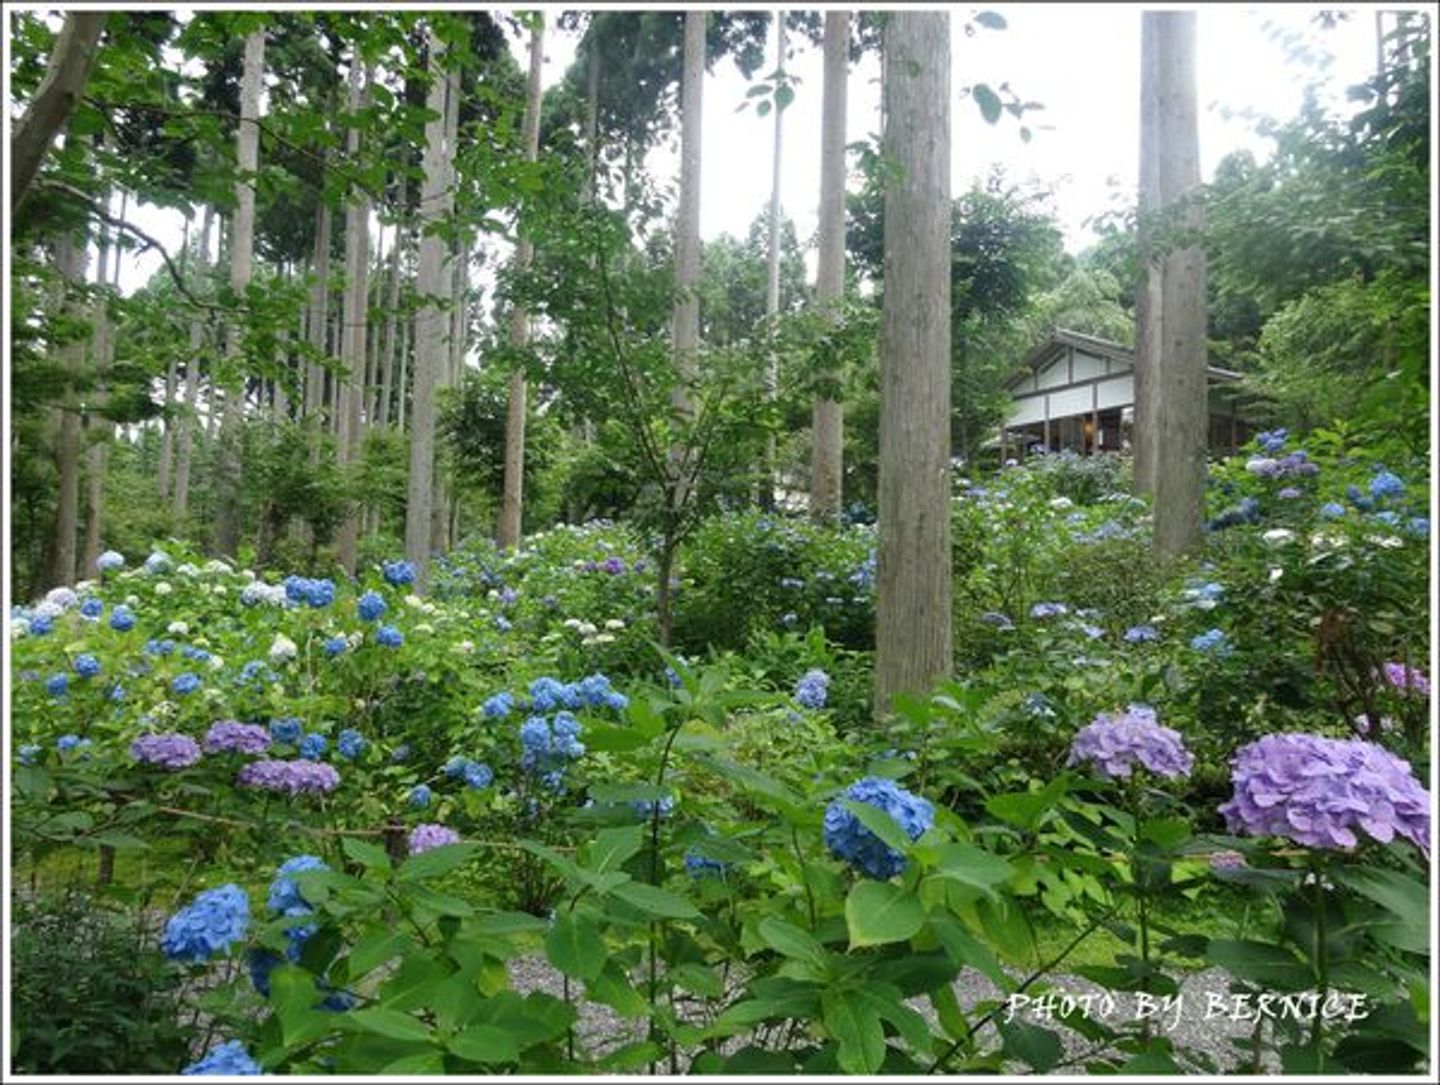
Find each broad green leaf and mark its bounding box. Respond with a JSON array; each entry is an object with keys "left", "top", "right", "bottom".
[
  {"left": 348, "top": 929, "right": 408, "bottom": 978},
  {"left": 544, "top": 911, "right": 607, "bottom": 981},
  {"left": 1000, "top": 1019, "right": 1062, "bottom": 1072},
  {"left": 586, "top": 960, "right": 649, "bottom": 1018},
  {"left": 341, "top": 836, "right": 392, "bottom": 872},
  {"left": 582, "top": 825, "right": 645, "bottom": 874},
  {"left": 757, "top": 916, "right": 829, "bottom": 971},
  {"left": 473, "top": 911, "right": 548, "bottom": 937},
  {"left": 821, "top": 988, "right": 886, "bottom": 1073},
  {"left": 919, "top": 842, "right": 1011, "bottom": 894},
  {"left": 348, "top": 1008, "right": 432, "bottom": 1043},
  {"left": 1332, "top": 865, "right": 1428, "bottom": 923},
  {"left": 611, "top": 880, "right": 700, "bottom": 920},
  {"left": 985, "top": 776, "right": 1070, "bottom": 831},
  {"left": 840, "top": 799, "right": 913, "bottom": 853},
  {"left": 448, "top": 1024, "right": 519, "bottom": 1065},
  {"left": 668, "top": 962, "right": 724, "bottom": 998},
  {"left": 1204, "top": 940, "right": 1312, "bottom": 991},
  {"left": 973, "top": 82, "right": 1003, "bottom": 125},
  {"left": 398, "top": 842, "right": 479, "bottom": 882},
  {"left": 846, "top": 880, "right": 924, "bottom": 949},
  {"left": 600, "top": 1041, "right": 664, "bottom": 1070}
]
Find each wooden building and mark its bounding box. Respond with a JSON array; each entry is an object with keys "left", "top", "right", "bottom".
[{"left": 999, "top": 329, "right": 1251, "bottom": 458}]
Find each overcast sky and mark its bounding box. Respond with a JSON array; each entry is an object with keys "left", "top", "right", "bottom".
[{"left": 97, "top": 4, "right": 1386, "bottom": 298}]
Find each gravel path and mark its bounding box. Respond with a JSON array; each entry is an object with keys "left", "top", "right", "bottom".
[{"left": 507, "top": 955, "right": 1274, "bottom": 1073}]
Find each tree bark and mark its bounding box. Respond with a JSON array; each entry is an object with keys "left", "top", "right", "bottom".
[
  {"left": 335, "top": 56, "right": 372, "bottom": 576},
  {"left": 379, "top": 209, "right": 403, "bottom": 429},
  {"left": 1140, "top": 12, "right": 1208, "bottom": 558},
  {"left": 404, "top": 27, "right": 451, "bottom": 590},
  {"left": 49, "top": 230, "right": 89, "bottom": 589},
  {"left": 669, "top": 10, "right": 705, "bottom": 511},
  {"left": 158, "top": 215, "right": 188, "bottom": 502},
  {"left": 1132, "top": 14, "right": 1161, "bottom": 496},
  {"left": 173, "top": 205, "right": 212, "bottom": 523},
  {"left": 215, "top": 27, "right": 264, "bottom": 557},
  {"left": 873, "top": 11, "right": 952, "bottom": 719},
  {"left": 429, "top": 64, "right": 462, "bottom": 557},
  {"left": 82, "top": 190, "right": 119, "bottom": 578},
  {"left": 759, "top": 12, "right": 786, "bottom": 511},
  {"left": 10, "top": 12, "right": 107, "bottom": 210},
  {"left": 498, "top": 17, "right": 545, "bottom": 550},
  {"left": 809, "top": 11, "right": 848, "bottom": 523}
]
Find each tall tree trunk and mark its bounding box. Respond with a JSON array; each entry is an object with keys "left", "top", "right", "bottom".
[
  {"left": 809, "top": 11, "right": 848, "bottom": 523},
  {"left": 379, "top": 210, "right": 403, "bottom": 428},
  {"left": 82, "top": 190, "right": 120, "bottom": 578},
  {"left": 173, "top": 205, "right": 212, "bottom": 523},
  {"left": 582, "top": 29, "right": 600, "bottom": 202},
  {"left": 335, "top": 57, "right": 372, "bottom": 576},
  {"left": 759, "top": 12, "right": 786, "bottom": 511},
  {"left": 873, "top": 12, "right": 952, "bottom": 719},
  {"left": 429, "top": 65, "right": 462, "bottom": 557},
  {"left": 158, "top": 214, "right": 189, "bottom": 502},
  {"left": 498, "top": 17, "right": 544, "bottom": 550},
  {"left": 404, "top": 27, "right": 451, "bottom": 590},
  {"left": 306, "top": 198, "right": 332, "bottom": 430},
  {"left": 215, "top": 27, "right": 264, "bottom": 557},
  {"left": 10, "top": 12, "right": 107, "bottom": 209},
  {"left": 1140, "top": 12, "right": 1208, "bottom": 559},
  {"left": 49, "top": 230, "right": 89, "bottom": 589},
  {"left": 1132, "top": 15, "right": 1161, "bottom": 496},
  {"left": 669, "top": 10, "right": 704, "bottom": 513}
]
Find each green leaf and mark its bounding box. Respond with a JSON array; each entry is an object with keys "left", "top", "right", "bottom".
[
  {"left": 348, "top": 929, "right": 408, "bottom": 978},
  {"left": 611, "top": 881, "right": 700, "bottom": 920},
  {"left": 1204, "top": 940, "right": 1312, "bottom": 991},
  {"left": 757, "top": 916, "right": 829, "bottom": 971},
  {"left": 342, "top": 836, "right": 393, "bottom": 872},
  {"left": 973, "top": 11, "right": 1008, "bottom": 30},
  {"left": 448, "top": 1024, "right": 519, "bottom": 1065},
  {"left": 973, "top": 83, "right": 1003, "bottom": 125},
  {"left": 668, "top": 962, "right": 724, "bottom": 998},
  {"left": 841, "top": 799, "right": 914, "bottom": 854},
  {"left": 586, "top": 960, "right": 649, "bottom": 1018},
  {"left": 545, "top": 911, "right": 607, "bottom": 981},
  {"left": 920, "top": 842, "right": 1011, "bottom": 894},
  {"left": 775, "top": 83, "right": 795, "bottom": 112},
  {"left": 582, "top": 723, "right": 652, "bottom": 753},
  {"left": 846, "top": 880, "right": 924, "bottom": 949},
  {"left": 756, "top": 99, "right": 772, "bottom": 118},
  {"left": 1000, "top": 1019, "right": 1062, "bottom": 1072},
  {"left": 582, "top": 825, "right": 644, "bottom": 874},
  {"left": 1142, "top": 816, "right": 1192, "bottom": 850},
  {"left": 1332, "top": 865, "right": 1428, "bottom": 922},
  {"left": 821, "top": 988, "right": 886, "bottom": 1073},
  {"left": 348, "top": 1008, "right": 432, "bottom": 1043},
  {"left": 473, "top": 911, "right": 548, "bottom": 937},
  {"left": 398, "top": 842, "right": 478, "bottom": 882}
]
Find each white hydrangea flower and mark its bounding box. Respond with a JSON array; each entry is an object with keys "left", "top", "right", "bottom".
[
  {"left": 269, "top": 633, "right": 298, "bottom": 664},
  {"left": 203, "top": 559, "right": 232, "bottom": 575},
  {"left": 584, "top": 633, "right": 616, "bottom": 646},
  {"left": 212, "top": 585, "right": 227, "bottom": 596},
  {"left": 1048, "top": 497, "right": 1074, "bottom": 510},
  {"left": 604, "top": 619, "right": 626, "bottom": 631},
  {"left": 240, "top": 569, "right": 257, "bottom": 582},
  {"left": 1269, "top": 567, "right": 1283, "bottom": 582},
  {"left": 97, "top": 550, "right": 126, "bottom": 572},
  {"left": 74, "top": 580, "right": 97, "bottom": 594},
  {"left": 414, "top": 622, "right": 434, "bottom": 635},
  {"left": 154, "top": 582, "right": 173, "bottom": 596},
  {"left": 34, "top": 600, "right": 65, "bottom": 620},
  {"left": 1261, "top": 528, "right": 1296, "bottom": 546},
  {"left": 562, "top": 618, "right": 583, "bottom": 630},
  {"left": 454, "top": 639, "right": 475, "bottom": 655},
  {"left": 151, "top": 700, "right": 177, "bottom": 719},
  {"left": 404, "top": 594, "right": 425, "bottom": 609},
  {"left": 44, "top": 587, "right": 78, "bottom": 610},
  {"left": 176, "top": 563, "right": 200, "bottom": 578},
  {"left": 1366, "top": 534, "right": 1404, "bottom": 549},
  {"left": 209, "top": 655, "right": 225, "bottom": 671},
  {"left": 577, "top": 622, "right": 598, "bottom": 637},
  {"left": 11, "top": 619, "right": 30, "bottom": 639},
  {"left": 168, "top": 621, "right": 190, "bottom": 636}
]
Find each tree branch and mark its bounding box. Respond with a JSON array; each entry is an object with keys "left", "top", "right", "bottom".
[{"left": 11, "top": 12, "right": 109, "bottom": 210}]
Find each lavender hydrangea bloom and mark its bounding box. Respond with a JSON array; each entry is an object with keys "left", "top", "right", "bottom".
[
  {"left": 237, "top": 759, "right": 341, "bottom": 795},
  {"left": 182, "top": 1040, "right": 262, "bottom": 1076},
  {"left": 161, "top": 884, "right": 249, "bottom": 962},
  {"left": 132, "top": 732, "right": 204, "bottom": 769},
  {"left": 1124, "top": 624, "right": 1160, "bottom": 643},
  {"left": 408, "top": 823, "right": 461, "bottom": 855},
  {"left": 96, "top": 550, "right": 126, "bottom": 573},
  {"left": 1219, "top": 733, "right": 1430, "bottom": 853},
  {"left": 824, "top": 777, "right": 934, "bottom": 880},
  {"left": 1030, "top": 601, "right": 1068, "bottom": 619},
  {"left": 1067, "top": 704, "right": 1193, "bottom": 780},
  {"left": 794, "top": 669, "right": 830, "bottom": 710},
  {"left": 1381, "top": 662, "right": 1430, "bottom": 698},
  {"left": 204, "top": 720, "right": 272, "bottom": 755}
]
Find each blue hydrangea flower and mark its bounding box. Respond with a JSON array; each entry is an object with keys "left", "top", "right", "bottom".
[
  {"left": 823, "top": 777, "right": 934, "bottom": 880},
  {"left": 1408, "top": 517, "right": 1429, "bottom": 539},
  {"left": 19, "top": 744, "right": 42, "bottom": 765},
  {"left": 1030, "top": 601, "right": 1068, "bottom": 619},
  {"left": 383, "top": 560, "right": 416, "bottom": 587},
  {"left": 1191, "top": 628, "right": 1232, "bottom": 656},
  {"left": 337, "top": 729, "right": 366, "bottom": 760},
  {"left": 1124, "top": 624, "right": 1159, "bottom": 643},
  {"left": 519, "top": 713, "right": 585, "bottom": 777},
  {"left": 1318, "top": 502, "right": 1346, "bottom": 519},
  {"left": 145, "top": 638, "right": 176, "bottom": 656},
  {"left": 604, "top": 690, "right": 629, "bottom": 712},
  {"left": 181, "top": 1039, "right": 262, "bottom": 1075},
  {"left": 408, "top": 783, "right": 432, "bottom": 809},
  {"left": 269, "top": 717, "right": 303, "bottom": 745},
  {"left": 357, "top": 590, "right": 387, "bottom": 622},
  {"left": 482, "top": 691, "right": 514, "bottom": 719},
  {"left": 577, "top": 674, "right": 614, "bottom": 707},
  {"left": 171, "top": 672, "right": 201, "bottom": 695},
  {"left": 462, "top": 761, "right": 494, "bottom": 789},
  {"left": 46, "top": 673, "right": 69, "bottom": 697},
  {"left": 323, "top": 636, "right": 348, "bottom": 658},
  {"left": 109, "top": 605, "right": 136, "bottom": 632},
  {"left": 73, "top": 653, "right": 101, "bottom": 678},
  {"left": 56, "top": 734, "right": 92, "bottom": 754},
  {"left": 80, "top": 597, "right": 104, "bottom": 620},
  {"left": 161, "top": 884, "right": 250, "bottom": 963},
  {"left": 268, "top": 855, "right": 329, "bottom": 914},
  {"left": 1369, "top": 470, "right": 1404, "bottom": 500},
  {"left": 28, "top": 615, "right": 54, "bottom": 637},
  {"left": 529, "top": 677, "right": 568, "bottom": 713},
  {"left": 299, "top": 733, "right": 328, "bottom": 761},
  {"left": 1346, "top": 484, "right": 1374, "bottom": 511},
  {"left": 794, "top": 669, "right": 830, "bottom": 710},
  {"left": 376, "top": 625, "right": 404, "bottom": 648}
]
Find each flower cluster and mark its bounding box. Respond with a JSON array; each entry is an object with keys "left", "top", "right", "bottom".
[
  {"left": 1380, "top": 661, "right": 1429, "bottom": 698},
  {"left": 1254, "top": 428, "right": 1288, "bottom": 454},
  {"left": 524, "top": 674, "right": 628, "bottom": 713},
  {"left": 337, "top": 728, "right": 367, "bottom": 759},
  {"left": 96, "top": 549, "right": 126, "bottom": 573},
  {"left": 181, "top": 1040, "right": 262, "bottom": 1076},
  {"left": 1246, "top": 450, "right": 1319, "bottom": 479},
  {"left": 283, "top": 575, "right": 335, "bottom": 608},
  {"left": 203, "top": 720, "right": 272, "bottom": 755},
  {"left": 383, "top": 560, "right": 416, "bottom": 587},
  {"left": 794, "top": 668, "right": 830, "bottom": 710},
  {"left": 482, "top": 691, "right": 514, "bottom": 718},
  {"left": 1124, "top": 624, "right": 1160, "bottom": 643},
  {"left": 161, "top": 884, "right": 249, "bottom": 963},
  {"left": 240, "top": 582, "right": 289, "bottom": 608},
  {"left": 409, "top": 822, "right": 460, "bottom": 855},
  {"left": 376, "top": 625, "right": 404, "bottom": 648},
  {"left": 237, "top": 759, "right": 341, "bottom": 795},
  {"left": 1030, "top": 601, "right": 1068, "bottom": 619},
  {"left": 109, "top": 604, "right": 136, "bottom": 632},
  {"left": 1191, "top": 628, "right": 1232, "bottom": 656},
  {"left": 1369, "top": 469, "right": 1404, "bottom": 500},
  {"left": 356, "top": 590, "right": 387, "bottom": 622},
  {"left": 444, "top": 755, "right": 494, "bottom": 789},
  {"left": 131, "top": 732, "right": 203, "bottom": 769},
  {"left": 1067, "top": 704, "right": 1194, "bottom": 780},
  {"left": 823, "top": 777, "right": 935, "bottom": 880},
  {"left": 1219, "top": 733, "right": 1430, "bottom": 853},
  {"left": 269, "top": 717, "right": 303, "bottom": 744},
  {"left": 73, "top": 653, "right": 102, "bottom": 678},
  {"left": 519, "top": 713, "right": 585, "bottom": 787}
]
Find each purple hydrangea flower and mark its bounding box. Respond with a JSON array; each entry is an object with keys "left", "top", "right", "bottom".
[
  {"left": 131, "top": 732, "right": 204, "bottom": 769},
  {"left": 1067, "top": 704, "right": 1193, "bottom": 780},
  {"left": 1209, "top": 849, "right": 1248, "bottom": 872},
  {"left": 1380, "top": 662, "right": 1429, "bottom": 698},
  {"left": 237, "top": 759, "right": 341, "bottom": 795},
  {"left": 1218, "top": 733, "right": 1430, "bottom": 853},
  {"left": 1124, "top": 624, "right": 1159, "bottom": 643},
  {"left": 408, "top": 823, "right": 460, "bottom": 855},
  {"left": 204, "top": 720, "right": 272, "bottom": 755}
]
